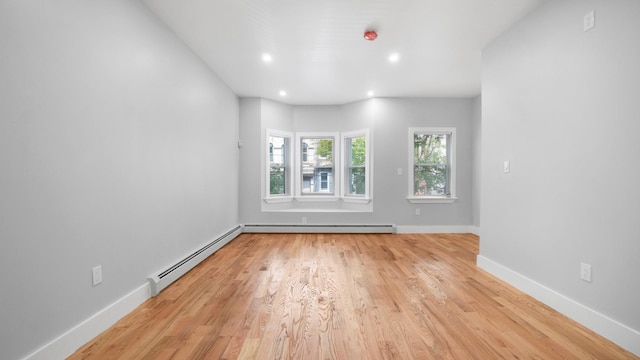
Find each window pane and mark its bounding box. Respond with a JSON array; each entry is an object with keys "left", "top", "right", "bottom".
[
  {"left": 348, "top": 136, "right": 366, "bottom": 166},
  {"left": 413, "top": 132, "right": 450, "bottom": 196},
  {"left": 269, "top": 135, "right": 289, "bottom": 195},
  {"left": 414, "top": 165, "right": 447, "bottom": 196},
  {"left": 349, "top": 167, "right": 366, "bottom": 195},
  {"left": 270, "top": 166, "right": 286, "bottom": 194},
  {"left": 302, "top": 168, "right": 333, "bottom": 193},
  {"left": 301, "top": 138, "right": 334, "bottom": 194},
  {"left": 414, "top": 133, "right": 447, "bottom": 165},
  {"left": 302, "top": 138, "right": 333, "bottom": 165}
]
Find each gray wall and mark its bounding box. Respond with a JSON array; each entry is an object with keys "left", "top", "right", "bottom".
[
  {"left": 0, "top": 1, "right": 239, "bottom": 359},
  {"left": 471, "top": 96, "right": 481, "bottom": 228},
  {"left": 239, "top": 97, "right": 474, "bottom": 227},
  {"left": 238, "top": 98, "right": 263, "bottom": 223},
  {"left": 481, "top": 0, "right": 640, "bottom": 335}
]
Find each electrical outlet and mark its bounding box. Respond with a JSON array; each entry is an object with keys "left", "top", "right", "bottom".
[
  {"left": 397, "top": 168, "right": 403, "bottom": 176},
  {"left": 302, "top": 217, "right": 307, "bottom": 224},
  {"left": 503, "top": 160, "right": 510, "bottom": 173},
  {"left": 92, "top": 265, "right": 103, "bottom": 286},
  {"left": 580, "top": 263, "right": 592, "bottom": 282},
  {"left": 415, "top": 208, "right": 421, "bottom": 216}
]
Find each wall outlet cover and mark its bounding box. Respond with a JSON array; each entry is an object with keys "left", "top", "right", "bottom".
[{"left": 92, "top": 265, "right": 103, "bottom": 286}]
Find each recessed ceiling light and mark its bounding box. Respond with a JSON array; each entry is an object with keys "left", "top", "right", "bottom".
[
  {"left": 367, "top": 91, "right": 374, "bottom": 97},
  {"left": 389, "top": 53, "right": 400, "bottom": 63},
  {"left": 262, "top": 53, "right": 272, "bottom": 62},
  {"left": 279, "top": 90, "right": 287, "bottom": 96}
]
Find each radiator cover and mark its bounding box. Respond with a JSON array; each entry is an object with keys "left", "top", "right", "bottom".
[
  {"left": 242, "top": 224, "right": 396, "bottom": 234},
  {"left": 147, "top": 225, "right": 242, "bottom": 296}
]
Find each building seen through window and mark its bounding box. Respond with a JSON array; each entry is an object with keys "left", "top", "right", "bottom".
[{"left": 300, "top": 138, "right": 334, "bottom": 194}]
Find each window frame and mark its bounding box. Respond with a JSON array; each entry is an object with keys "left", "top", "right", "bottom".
[
  {"left": 407, "top": 127, "right": 457, "bottom": 204},
  {"left": 341, "top": 129, "right": 371, "bottom": 203},
  {"left": 295, "top": 132, "right": 340, "bottom": 201},
  {"left": 264, "top": 129, "right": 294, "bottom": 204}
]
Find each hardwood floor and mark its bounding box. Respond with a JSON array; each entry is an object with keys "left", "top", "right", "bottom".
[{"left": 69, "top": 233, "right": 637, "bottom": 359}]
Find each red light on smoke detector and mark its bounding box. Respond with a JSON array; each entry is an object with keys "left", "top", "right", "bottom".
[{"left": 363, "top": 30, "right": 378, "bottom": 41}]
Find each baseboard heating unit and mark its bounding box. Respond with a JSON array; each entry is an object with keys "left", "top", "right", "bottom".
[
  {"left": 148, "top": 225, "right": 242, "bottom": 296},
  {"left": 242, "top": 224, "right": 396, "bottom": 234}
]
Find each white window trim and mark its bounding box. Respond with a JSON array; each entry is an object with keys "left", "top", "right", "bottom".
[
  {"left": 343, "top": 197, "right": 371, "bottom": 204},
  {"left": 295, "top": 131, "right": 340, "bottom": 202},
  {"left": 407, "top": 127, "right": 457, "bottom": 204},
  {"left": 264, "top": 129, "right": 294, "bottom": 204},
  {"left": 341, "top": 129, "right": 371, "bottom": 204}
]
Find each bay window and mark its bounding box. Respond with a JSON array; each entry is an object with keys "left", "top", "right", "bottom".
[{"left": 265, "top": 129, "right": 371, "bottom": 208}]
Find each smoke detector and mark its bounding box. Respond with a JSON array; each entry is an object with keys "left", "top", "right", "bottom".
[{"left": 363, "top": 30, "right": 378, "bottom": 41}]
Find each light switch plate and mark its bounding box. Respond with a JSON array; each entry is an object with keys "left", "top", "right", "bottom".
[
  {"left": 92, "top": 265, "right": 103, "bottom": 286},
  {"left": 584, "top": 10, "right": 595, "bottom": 31},
  {"left": 580, "top": 263, "right": 592, "bottom": 282}
]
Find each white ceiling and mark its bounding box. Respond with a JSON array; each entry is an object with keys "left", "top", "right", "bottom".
[{"left": 142, "top": 0, "right": 546, "bottom": 105}]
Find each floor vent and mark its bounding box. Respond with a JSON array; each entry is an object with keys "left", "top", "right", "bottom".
[
  {"left": 243, "top": 224, "right": 396, "bottom": 234},
  {"left": 148, "top": 225, "right": 242, "bottom": 296}
]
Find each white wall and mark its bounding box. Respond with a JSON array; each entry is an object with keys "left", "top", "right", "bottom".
[
  {"left": 480, "top": 0, "right": 640, "bottom": 354},
  {"left": 0, "top": 1, "right": 239, "bottom": 359},
  {"left": 239, "top": 97, "right": 474, "bottom": 227}
]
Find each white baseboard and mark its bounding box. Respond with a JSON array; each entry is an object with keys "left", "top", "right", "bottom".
[
  {"left": 396, "top": 225, "right": 478, "bottom": 234},
  {"left": 243, "top": 224, "right": 395, "bottom": 234},
  {"left": 23, "top": 283, "right": 151, "bottom": 360},
  {"left": 477, "top": 255, "right": 640, "bottom": 357}
]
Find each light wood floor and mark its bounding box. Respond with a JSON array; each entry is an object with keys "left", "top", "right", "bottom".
[{"left": 69, "top": 233, "right": 637, "bottom": 359}]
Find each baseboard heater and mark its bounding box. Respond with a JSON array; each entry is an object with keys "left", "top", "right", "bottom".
[
  {"left": 242, "top": 224, "right": 396, "bottom": 234},
  {"left": 147, "top": 225, "right": 242, "bottom": 296}
]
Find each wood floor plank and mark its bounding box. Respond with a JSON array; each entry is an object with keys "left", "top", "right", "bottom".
[{"left": 68, "top": 233, "right": 637, "bottom": 360}]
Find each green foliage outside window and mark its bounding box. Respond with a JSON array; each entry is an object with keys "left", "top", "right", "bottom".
[
  {"left": 315, "top": 139, "right": 333, "bottom": 161},
  {"left": 270, "top": 167, "right": 285, "bottom": 195},
  {"left": 348, "top": 137, "right": 366, "bottom": 195},
  {"left": 414, "top": 133, "right": 448, "bottom": 196}
]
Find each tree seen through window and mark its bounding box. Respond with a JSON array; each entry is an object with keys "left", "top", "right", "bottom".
[{"left": 413, "top": 133, "right": 449, "bottom": 196}]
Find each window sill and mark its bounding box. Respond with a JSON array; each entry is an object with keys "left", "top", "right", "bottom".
[
  {"left": 262, "top": 196, "right": 373, "bottom": 212},
  {"left": 264, "top": 196, "right": 294, "bottom": 204},
  {"left": 342, "top": 197, "right": 371, "bottom": 204},
  {"left": 262, "top": 208, "right": 368, "bottom": 213},
  {"left": 264, "top": 196, "right": 371, "bottom": 204},
  {"left": 407, "top": 196, "right": 457, "bottom": 204},
  {"left": 295, "top": 196, "right": 340, "bottom": 202}
]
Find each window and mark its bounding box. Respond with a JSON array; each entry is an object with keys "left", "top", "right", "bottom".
[
  {"left": 265, "top": 129, "right": 293, "bottom": 202},
  {"left": 342, "top": 129, "right": 370, "bottom": 202},
  {"left": 265, "top": 129, "right": 372, "bottom": 209},
  {"left": 408, "top": 127, "right": 457, "bottom": 203},
  {"left": 320, "top": 172, "right": 328, "bottom": 190},
  {"left": 296, "top": 133, "right": 339, "bottom": 197}
]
